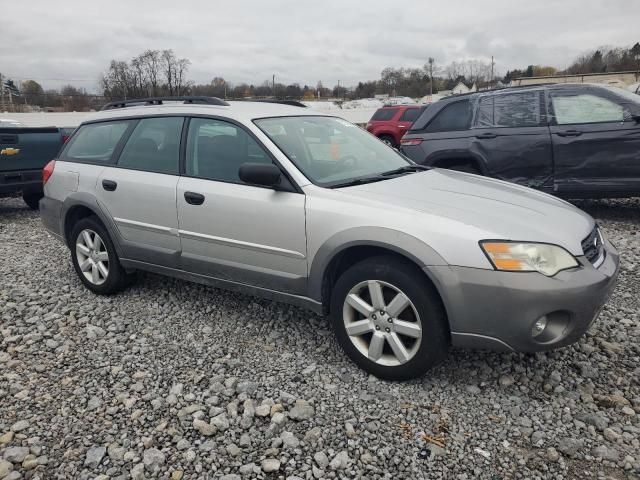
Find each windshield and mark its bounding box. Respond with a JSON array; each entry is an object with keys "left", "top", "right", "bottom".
[{"left": 254, "top": 116, "right": 411, "bottom": 187}]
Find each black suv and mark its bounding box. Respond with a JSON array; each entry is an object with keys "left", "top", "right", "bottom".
[{"left": 400, "top": 84, "right": 640, "bottom": 198}]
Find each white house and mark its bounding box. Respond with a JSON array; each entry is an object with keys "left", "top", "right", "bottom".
[{"left": 451, "top": 81, "right": 477, "bottom": 95}]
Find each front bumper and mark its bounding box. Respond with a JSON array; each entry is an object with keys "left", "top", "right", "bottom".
[{"left": 427, "top": 239, "right": 620, "bottom": 352}]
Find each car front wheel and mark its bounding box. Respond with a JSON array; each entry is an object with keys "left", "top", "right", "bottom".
[{"left": 330, "top": 256, "right": 449, "bottom": 380}]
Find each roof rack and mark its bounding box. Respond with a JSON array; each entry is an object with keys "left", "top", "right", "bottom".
[
  {"left": 101, "top": 96, "right": 229, "bottom": 111},
  {"left": 251, "top": 99, "right": 307, "bottom": 108}
]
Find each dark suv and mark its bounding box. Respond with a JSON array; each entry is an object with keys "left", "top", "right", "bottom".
[
  {"left": 400, "top": 84, "right": 640, "bottom": 198},
  {"left": 366, "top": 105, "right": 425, "bottom": 148}
]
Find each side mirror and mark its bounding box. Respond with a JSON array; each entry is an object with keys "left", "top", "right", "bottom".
[{"left": 238, "top": 163, "right": 282, "bottom": 188}]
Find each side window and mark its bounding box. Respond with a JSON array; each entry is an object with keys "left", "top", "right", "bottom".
[
  {"left": 117, "top": 117, "right": 183, "bottom": 174},
  {"left": 425, "top": 101, "right": 471, "bottom": 132},
  {"left": 62, "top": 121, "right": 131, "bottom": 163},
  {"left": 476, "top": 92, "right": 541, "bottom": 128},
  {"left": 399, "top": 108, "right": 422, "bottom": 122},
  {"left": 551, "top": 93, "right": 624, "bottom": 125},
  {"left": 371, "top": 108, "right": 397, "bottom": 121},
  {"left": 186, "top": 118, "right": 272, "bottom": 183}
]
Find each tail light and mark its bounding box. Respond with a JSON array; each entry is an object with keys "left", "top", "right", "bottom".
[
  {"left": 400, "top": 138, "right": 423, "bottom": 147},
  {"left": 62, "top": 134, "right": 70, "bottom": 143},
  {"left": 43, "top": 160, "right": 56, "bottom": 185}
]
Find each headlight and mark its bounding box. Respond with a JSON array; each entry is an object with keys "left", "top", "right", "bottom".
[{"left": 480, "top": 241, "right": 579, "bottom": 276}]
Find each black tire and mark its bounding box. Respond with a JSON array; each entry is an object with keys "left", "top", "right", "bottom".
[
  {"left": 330, "top": 256, "right": 449, "bottom": 380},
  {"left": 23, "top": 192, "right": 43, "bottom": 210},
  {"left": 378, "top": 134, "right": 397, "bottom": 148},
  {"left": 70, "top": 216, "right": 134, "bottom": 295}
]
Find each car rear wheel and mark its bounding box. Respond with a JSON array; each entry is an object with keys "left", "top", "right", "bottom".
[
  {"left": 378, "top": 135, "right": 397, "bottom": 148},
  {"left": 70, "top": 216, "right": 134, "bottom": 294},
  {"left": 330, "top": 256, "right": 449, "bottom": 380}
]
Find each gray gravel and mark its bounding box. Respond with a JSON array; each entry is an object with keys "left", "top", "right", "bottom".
[{"left": 0, "top": 196, "right": 639, "bottom": 479}]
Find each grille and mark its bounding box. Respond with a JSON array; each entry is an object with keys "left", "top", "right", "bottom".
[{"left": 581, "top": 226, "right": 603, "bottom": 264}]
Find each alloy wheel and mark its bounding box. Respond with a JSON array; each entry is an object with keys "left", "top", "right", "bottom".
[
  {"left": 75, "top": 229, "right": 109, "bottom": 285},
  {"left": 342, "top": 280, "right": 422, "bottom": 366}
]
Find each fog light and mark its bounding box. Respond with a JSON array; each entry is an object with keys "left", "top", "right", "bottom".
[{"left": 532, "top": 317, "right": 548, "bottom": 337}]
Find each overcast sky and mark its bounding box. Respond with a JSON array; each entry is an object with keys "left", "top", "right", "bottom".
[{"left": 2, "top": 0, "right": 638, "bottom": 92}]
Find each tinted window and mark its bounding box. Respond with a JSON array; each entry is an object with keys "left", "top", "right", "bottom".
[
  {"left": 186, "top": 118, "right": 272, "bottom": 183},
  {"left": 399, "top": 108, "right": 422, "bottom": 122},
  {"left": 551, "top": 93, "right": 625, "bottom": 124},
  {"left": 371, "top": 108, "right": 397, "bottom": 121},
  {"left": 425, "top": 101, "right": 471, "bottom": 132},
  {"left": 63, "top": 121, "right": 131, "bottom": 163},
  {"left": 117, "top": 117, "right": 183, "bottom": 174},
  {"left": 476, "top": 92, "right": 541, "bottom": 128}
]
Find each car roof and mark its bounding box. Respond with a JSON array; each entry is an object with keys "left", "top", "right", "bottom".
[
  {"left": 82, "top": 100, "right": 337, "bottom": 125},
  {"left": 437, "top": 82, "right": 610, "bottom": 103}
]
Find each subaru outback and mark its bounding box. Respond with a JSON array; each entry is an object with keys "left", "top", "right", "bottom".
[{"left": 40, "top": 96, "right": 619, "bottom": 380}]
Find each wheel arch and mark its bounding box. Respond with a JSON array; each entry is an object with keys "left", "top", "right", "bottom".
[
  {"left": 309, "top": 227, "right": 450, "bottom": 319},
  {"left": 62, "top": 194, "right": 124, "bottom": 256},
  {"left": 427, "top": 151, "right": 487, "bottom": 174}
]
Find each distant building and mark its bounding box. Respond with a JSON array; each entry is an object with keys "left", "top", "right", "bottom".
[
  {"left": 451, "top": 82, "right": 477, "bottom": 95},
  {"left": 374, "top": 94, "right": 389, "bottom": 100},
  {"left": 510, "top": 70, "right": 639, "bottom": 88}
]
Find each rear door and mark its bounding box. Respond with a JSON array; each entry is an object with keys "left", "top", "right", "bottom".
[
  {"left": 471, "top": 90, "right": 553, "bottom": 190},
  {"left": 548, "top": 87, "right": 640, "bottom": 196},
  {"left": 398, "top": 107, "right": 424, "bottom": 133},
  {"left": 95, "top": 116, "right": 184, "bottom": 267}
]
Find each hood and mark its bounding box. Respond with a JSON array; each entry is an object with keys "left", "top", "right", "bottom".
[{"left": 338, "top": 169, "right": 594, "bottom": 255}]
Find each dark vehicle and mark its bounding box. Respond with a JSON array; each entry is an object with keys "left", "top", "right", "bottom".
[
  {"left": 0, "top": 126, "right": 73, "bottom": 208},
  {"left": 400, "top": 84, "right": 640, "bottom": 198},
  {"left": 366, "top": 105, "right": 425, "bottom": 148}
]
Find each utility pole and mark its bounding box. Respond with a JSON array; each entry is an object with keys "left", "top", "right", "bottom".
[
  {"left": 272, "top": 74, "right": 275, "bottom": 98},
  {"left": 428, "top": 57, "right": 434, "bottom": 96},
  {"left": 490, "top": 56, "right": 495, "bottom": 89}
]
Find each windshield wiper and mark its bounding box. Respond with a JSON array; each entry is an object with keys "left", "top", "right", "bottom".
[
  {"left": 329, "top": 176, "right": 389, "bottom": 188},
  {"left": 380, "top": 164, "right": 431, "bottom": 176}
]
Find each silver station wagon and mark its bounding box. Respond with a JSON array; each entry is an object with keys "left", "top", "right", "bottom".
[{"left": 40, "top": 96, "right": 620, "bottom": 380}]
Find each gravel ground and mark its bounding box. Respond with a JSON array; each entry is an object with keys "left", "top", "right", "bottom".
[{"left": 0, "top": 196, "right": 638, "bottom": 480}]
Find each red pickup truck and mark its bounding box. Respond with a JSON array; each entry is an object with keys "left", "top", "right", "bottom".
[{"left": 366, "top": 105, "right": 425, "bottom": 148}]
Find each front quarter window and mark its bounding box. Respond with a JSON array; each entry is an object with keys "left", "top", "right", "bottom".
[{"left": 255, "top": 116, "right": 410, "bottom": 186}]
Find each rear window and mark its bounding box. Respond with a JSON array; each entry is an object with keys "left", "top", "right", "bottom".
[
  {"left": 371, "top": 108, "right": 397, "bottom": 121},
  {"left": 425, "top": 101, "right": 471, "bottom": 132},
  {"left": 399, "top": 108, "right": 423, "bottom": 122},
  {"left": 63, "top": 121, "right": 132, "bottom": 163}
]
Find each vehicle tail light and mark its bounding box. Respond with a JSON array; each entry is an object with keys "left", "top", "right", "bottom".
[
  {"left": 62, "top": 134, "right": 70, "bottom": 143},
  {"left": 400, "top": 138, "right": 423, "bottom": 146},
  {"left": 43, "top": 160, "right": 56, "bottom": 185}
]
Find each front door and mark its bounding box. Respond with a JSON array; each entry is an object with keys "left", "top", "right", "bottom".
[
  {"left": 95, "top": 116, "right": 183, "bottom": 267},
  {"left": 549, "top": 87, "right": 640, "bottom": 197},
  {"left": 176, "top": 117, "right": 307, "bottom": 294}
]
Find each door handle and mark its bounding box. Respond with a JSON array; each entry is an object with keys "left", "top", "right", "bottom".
[
  {"left": 475, "top": 132, "right": 497, "bottom": 139},
  {"left": 557, "top": 130, "right": 583, "bottom": 137},
  {"left": 184, "top": 191, "right": 205, "bottom": 205},
  {"left": 102, "top": 179, "right": 117, "bottom": 191}
]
